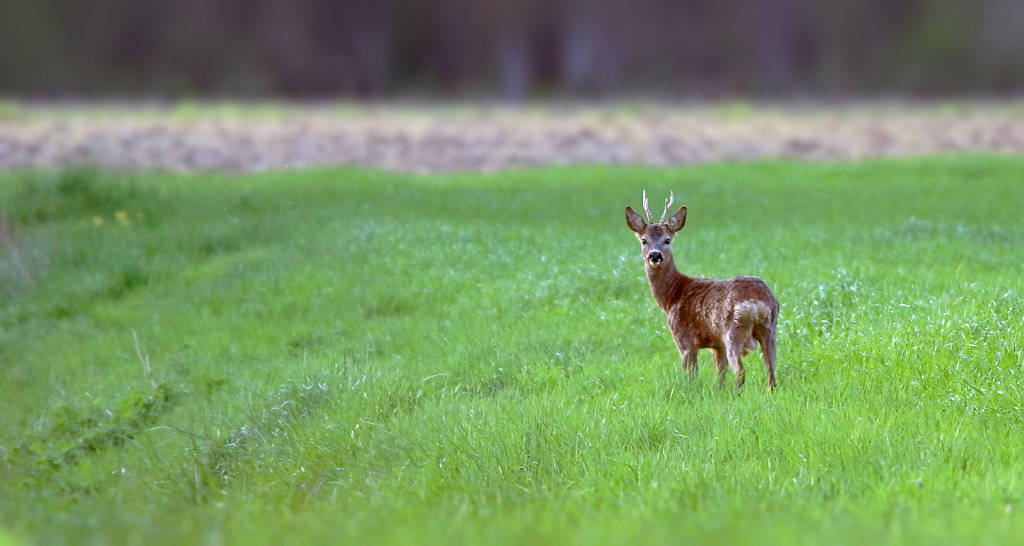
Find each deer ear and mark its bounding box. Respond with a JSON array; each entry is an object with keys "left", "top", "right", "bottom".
[
  {"left": 625, "top": 206, "right": 646, "bottom": 233},
  {"left": 666, "top": 206, "right": 687, "bottom": 232}
]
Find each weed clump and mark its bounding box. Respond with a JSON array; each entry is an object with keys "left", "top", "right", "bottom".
[{"left": 6, "top": 384, "right": 179, "bottom": 474}]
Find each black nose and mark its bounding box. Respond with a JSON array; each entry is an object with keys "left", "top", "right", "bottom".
[{"left": 648, "top": 250, "right": 663, "bottom": 264}]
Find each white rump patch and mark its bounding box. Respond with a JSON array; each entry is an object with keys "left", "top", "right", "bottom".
[{"left": 734, "top": 301, "right": 770, "bottom": 325}]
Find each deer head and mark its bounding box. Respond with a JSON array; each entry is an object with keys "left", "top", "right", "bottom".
[{"left": 625, "top": 190, "right": 687, "bottom": 269}]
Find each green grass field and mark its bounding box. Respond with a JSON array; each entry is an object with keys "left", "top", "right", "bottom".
[{"left": 1, "top": 157, "right": 1023, "bottom": 545}]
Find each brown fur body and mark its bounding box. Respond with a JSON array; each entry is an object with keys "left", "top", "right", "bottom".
[{"left": 626, "top": 202, "right": 779, "bottom": 390}]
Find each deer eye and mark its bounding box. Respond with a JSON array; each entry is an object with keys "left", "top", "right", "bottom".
[
  {"left": 664, "top": 238, "right": 671, "bottom": 244},
  {"left": 641, "top": 238, "right": 648, "bottom": 245}
]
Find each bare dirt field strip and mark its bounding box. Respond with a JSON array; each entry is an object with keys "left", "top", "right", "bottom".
[{"left": 1, "top": 103, "right": 1023, "bottom": 173}]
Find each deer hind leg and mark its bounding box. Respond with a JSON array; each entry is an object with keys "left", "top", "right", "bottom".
[
  {"left": 754, "top": 325, "right": 778, "bottom": 391},
  {"left": 711, "top": 348, "right": 729, "bottom": 389},
  {"left": 741, "top": 338, "right": 758, "bottom": 357},
  {"left": 725, "top": 327, "right": 753, "bottom": 389}
]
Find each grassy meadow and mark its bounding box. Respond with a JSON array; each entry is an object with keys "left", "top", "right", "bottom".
[{"left": 1, "top": 157, "right": 1023, "bottom": 545}]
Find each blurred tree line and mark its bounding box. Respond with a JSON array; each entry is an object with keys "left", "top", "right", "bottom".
[{"left": 2, "top": 0, "right": 1023, "bottom": 99}]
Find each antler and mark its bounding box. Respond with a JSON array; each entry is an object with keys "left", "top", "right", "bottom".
[
  {"left": 659, "top": 191, "right": 674, "bottom": 223},
  {"left": 642, "top": 190, "right": 653, "bottom": 223}
]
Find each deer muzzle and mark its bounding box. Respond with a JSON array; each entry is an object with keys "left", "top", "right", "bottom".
[{"left": 647, "top": 249, "right": 663, "bottom": 266}]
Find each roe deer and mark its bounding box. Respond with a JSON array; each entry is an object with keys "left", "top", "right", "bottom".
[{"left": 625, "top": 191, "right": 779, "bottom": 390}]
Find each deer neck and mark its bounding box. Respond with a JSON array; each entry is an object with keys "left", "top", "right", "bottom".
[{"left": 645, "top": 259, "right": 690, "bottom": 311}]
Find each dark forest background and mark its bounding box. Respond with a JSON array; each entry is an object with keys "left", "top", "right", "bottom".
[{"left": 2, "top": 0, "right": 1023, "bottom": 99}]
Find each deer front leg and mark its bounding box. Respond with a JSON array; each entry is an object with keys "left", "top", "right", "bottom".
[
  {"left": 671, "top": 329, "right": 698, "bottom": 379},
  {"left": 681, "top": 349, "right": 698, "bottom": 379},
  {"left": 711, "top": 348, "right": 729, "bottom": 389}
]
